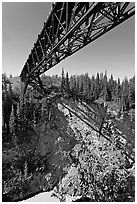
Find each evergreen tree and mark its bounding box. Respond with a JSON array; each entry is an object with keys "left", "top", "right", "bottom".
[
  {"left": 2, "top": 74, "right": 12, "bottom": 136},
  {"left": 94, "top": 73, "right": 100, "bottom": 99},
  {"left": 103, "top": 70, "right": 107, "bottom": 103},
  {"left": 115, "top": 78, "right": 121, "bottom": 103},
  {"left": 73, "top": 77, "right": 78, "bottom": 98},
  {"left": 99, "top": 71, "right": 108, "bottom": 103},
  {"left": 61, "top": 68, "right": 65, "bottom": 92},
  {"left": 9, "top": 106, "right": 17, "bottom": 146},
  {"left": 108, "top": 74, "right": 114, "bottom": 101},
  {"left": 80, "top": 81, "right": 84, "bottom": 97},
  {"left": 65, "top": 72, "right": 70, "bottom": 93},
  {"left": 84, "top": 73, "right": 91, "bottom": 99},
  {"left": 99, "top": 72, "right": 104, "bottom": 91},
  {"left": 70, "top": 76, "right": 78, "bottom": 99},
  {"left": 128, "top": 76, "right": 135, "bottom": 108},
  {"left": 90, "top": 75, "right": 95, "bottom": 99},
  {"left": 121, "top": 77, "right": 130, "bottom": 111}
]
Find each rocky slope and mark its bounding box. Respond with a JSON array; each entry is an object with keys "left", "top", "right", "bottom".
[{"left": 2, "top": 96, "right": 135, "bottom": 202}]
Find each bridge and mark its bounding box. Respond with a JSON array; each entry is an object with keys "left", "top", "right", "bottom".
[{"left": 20, "top": 2, "right": 135, "bottom": 95}]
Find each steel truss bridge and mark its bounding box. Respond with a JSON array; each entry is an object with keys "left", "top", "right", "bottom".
[{"left": 20, "top": 2, "right": 135, "bottom": 95}]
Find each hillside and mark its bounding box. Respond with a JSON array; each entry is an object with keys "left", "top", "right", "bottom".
[{"left": 2, "top": 95, "right": 135, "bottom": 202}]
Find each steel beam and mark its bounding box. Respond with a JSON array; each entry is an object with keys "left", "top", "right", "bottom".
[{"left": 20, "top": 2, "right": 135, "bottom": 95}]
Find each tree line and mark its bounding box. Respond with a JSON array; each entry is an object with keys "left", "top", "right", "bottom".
[
  {"left": 2, "top": 70, "right": 135, "bottom": 144},
  {"left": 60, "top": 69, "right": 135, "bottom": 110}
]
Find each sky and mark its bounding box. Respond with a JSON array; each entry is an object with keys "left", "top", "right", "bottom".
[{"left": 2, "top": 2, "right": 135, "bottom": 80}]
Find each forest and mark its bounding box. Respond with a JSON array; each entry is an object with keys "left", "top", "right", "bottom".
[
  {"left": 2, "top": 70, "right": 135, "bottom": 144},
  {"left": 2, "top": 69, "right": 135, "bottom": 202}
]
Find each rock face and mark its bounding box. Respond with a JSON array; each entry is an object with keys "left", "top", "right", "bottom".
[
  {"left": 3, "top": 97, "right": 135, "bottom": 202},
  {"left": 31, "top": 98, "right": 101, "bottom": 201},
  {"left": 34, "top": 100, "right": 78, "bottom": 192},
  {"left": 23, "top": 97, "right": 103, "bottom": 201}
]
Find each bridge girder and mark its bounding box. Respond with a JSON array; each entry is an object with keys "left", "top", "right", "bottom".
[{"left": 20, "top": 2, "right": 135, "bottom": 95}]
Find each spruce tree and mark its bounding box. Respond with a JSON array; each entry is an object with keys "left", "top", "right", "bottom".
[
  {"left": 115, "top": 78, "right": 121, "bottom": 103},
  {"left": 2, "top": 74, "right": 12, "bottom": 136},
  {"left": 61, "top": 68, "right": 65, "bottom": 92},
  {"left": 121, "top": 77, "right": 130, "bottom": 111},
  {"left": 80, "top": 81, "right": 84, "bottom": 98},
  {"left": 103, "top": 70, "right": 107, "bottom": 103},
  {"left": 128, "top": 76, "right": 135, "bottom": 108},
  {"left": 9, "top": 106, "right": 17, "bottom": 147},
  {"left": 90, "top": 75, "right": 95, "bottom": 99},
  {"left": 65, "top": 72, "right": 70, "bottom": 93},
  {"left": 94, "top": 73, "right": 100, "bottom": 99},
  {"left": 76, "top": 76, "right": 80, "bottom": 97},
  {"left": 108, "top": 74, "right": 114, "bottom": 101}
]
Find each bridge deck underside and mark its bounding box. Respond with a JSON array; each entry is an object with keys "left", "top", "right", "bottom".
[{"left": 20, "top": 2, "right": 135, "bottom": 94}]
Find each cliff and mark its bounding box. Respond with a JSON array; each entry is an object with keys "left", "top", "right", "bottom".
[{"left": 2, "top": 96, "right": 135, "bottom": 202}]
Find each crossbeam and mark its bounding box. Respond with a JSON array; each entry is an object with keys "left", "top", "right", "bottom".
[{"left": 20, "top": 2, "right": 135, "bottom": 95}]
